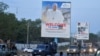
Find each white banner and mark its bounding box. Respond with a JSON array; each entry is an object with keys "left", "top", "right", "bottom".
[
  {"left": 41, "top": 1, "right": 71, "bottom": 38},
  {"left": 77, "top": 22, "right": 89, "bottom": 40}
]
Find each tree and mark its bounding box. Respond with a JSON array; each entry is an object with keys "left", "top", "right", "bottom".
[
  {"left": 16, "top": 18, "right": 27, "bottom": 43},
  {"left": 0, "top": 2, "right": 19, "bottom": 41},
  {"left": 97, "top": 31, "right": 100, "bottom": 38},
  {"left": 0, "top": 2, "right": 9, "bottom": 13},
  {"left": 96, "top": 31, "right": 100, "bottom": 42},
  {"left": 0, "top": 12, "right": 18, "bottom": 41},
  {"left": 88, "top": 33, "right": 98, "bottom": 43}
]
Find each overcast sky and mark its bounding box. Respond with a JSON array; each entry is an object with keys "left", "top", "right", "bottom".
[{"left": 0, "top": 0, "right": 100, "bottom": 34}]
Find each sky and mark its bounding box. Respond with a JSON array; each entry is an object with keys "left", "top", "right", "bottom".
[{"left": 0, "top": 0, "right": 100, "bottom": 34}]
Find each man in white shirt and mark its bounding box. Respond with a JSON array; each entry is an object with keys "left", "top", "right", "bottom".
[{"left": 42, "top": 3, "right": 64, "bottom": 23}]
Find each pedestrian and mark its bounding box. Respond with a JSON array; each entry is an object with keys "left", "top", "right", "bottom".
[{"left": 60, "top": 52, "right": 63, "bottom": 56}]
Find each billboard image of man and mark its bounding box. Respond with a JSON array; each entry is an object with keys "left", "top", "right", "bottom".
[{"left": 42, "top": 3, "right": 64, "bottom": 23}]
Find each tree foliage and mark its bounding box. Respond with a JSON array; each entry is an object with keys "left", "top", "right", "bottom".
[
  {"left": 0, "top": 12, "right": 18, "bottom": 40},
  {"left": 0, "top": 2, "right": 9, "bottom": 13},
  {"left": 89, "top": 33, "right": 98, "bottom": 42}
]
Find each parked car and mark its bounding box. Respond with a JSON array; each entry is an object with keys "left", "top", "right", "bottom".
[
  {"left": 32, "top": 42, "right": 57, "bottom": 56},
  {"left": 23, "top": 48, "right": 33, "bottom": 53},
  {"left": 66, "top": 45, "right": 80, "bottom": 56}
]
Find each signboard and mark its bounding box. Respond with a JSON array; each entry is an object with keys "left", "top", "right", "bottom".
[
  {"left": 77, "top": 22, "right": 89, "bottom": 40},
  {"left": 41, "top": 1, "right": 71, "bottom": 38}
]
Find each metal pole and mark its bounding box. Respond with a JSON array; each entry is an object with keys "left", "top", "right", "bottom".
[
  {"left": 81, "top": 40, "right": 84, "bottom": 46},
  {"left": 54, "top": 38, "right": 58, "bottom": 43},
  {"left": 70, "top": 36, "right": 72, "bottom": 45},
  {"left": 27, "top": 21, "right": 29, "bottom": 47},
  {"left": 70, "top": 33, "right": 74, "bottom": 45}
]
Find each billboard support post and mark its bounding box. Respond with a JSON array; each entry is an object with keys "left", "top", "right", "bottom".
[
  {"left": 54, "top": 38, "right": 58, "bottom": 43},
  {"left": 81, "top": 40, "right": 84, "bottom": 46},
  {"left": 27, "top": 21, "right": 29, "bottom": 48},
  {"left": 70, "top": 35, "right": 73, "bottom": 45}
]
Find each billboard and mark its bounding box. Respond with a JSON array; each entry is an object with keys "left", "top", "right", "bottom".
[
  {"left": 41, "top": 1, "right": 71, "bottom": 38},
  {"left": 77, "top": 22, "right": 89, "bottom": 40}
]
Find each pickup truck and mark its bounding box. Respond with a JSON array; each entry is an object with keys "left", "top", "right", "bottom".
[{"left": 32, "top": 42, "right": 57, "bottom": 56}]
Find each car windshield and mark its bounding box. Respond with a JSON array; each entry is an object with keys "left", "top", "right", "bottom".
[
  {"left": 37, "top": 45, "right": 46, "bottom": 49},
  {"left": 69, "top": 46, "right": 78, "bottom": 48},
  {"left": 27, "top": 48, "right": 32, "bottom": 49},
  {"left": 81, "top": 46, "right": 87, "bottom": 49}
]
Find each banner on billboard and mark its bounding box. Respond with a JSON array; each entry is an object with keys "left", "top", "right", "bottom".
[
  {"left": 77, "top": 22, "right": 89, "bottom": 40},
  {"left": 41, "top": 1, "right": 71, "bottom": 38}
]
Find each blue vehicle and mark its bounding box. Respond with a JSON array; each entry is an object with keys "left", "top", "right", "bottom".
[{"left": 32, "top": 42, "right": 57, "bottom": 56}]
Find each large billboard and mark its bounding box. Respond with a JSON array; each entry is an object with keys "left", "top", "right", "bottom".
[
  {"left": 77, "top": 22, "right": 89, "bottom": 40},
  {"left": 41, "top": 1, "right": 71, "bottom": 38}
]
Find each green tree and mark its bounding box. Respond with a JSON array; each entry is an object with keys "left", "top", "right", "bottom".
[
  {"left": 88, "top": 33, "right": 98, "bottom": 43},
  {"left": 29, "top": 19, "right": 41, "bottom": 42},
  {"left": 0, "top": 2, "right": 9, "bottom": 13},
  {"left": 16, "top": 18, "right": 27, "bottom": 43},
  {"left": 0, "top": 12, "right": 18, "bottom": 41}
]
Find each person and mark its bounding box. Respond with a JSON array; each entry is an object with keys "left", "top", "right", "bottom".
[
  {"left": 60, "top": 52, "right": 63, "bottom": 56},
  {"left": 42, "top": 3, "right": 64, "bottom": 23}
]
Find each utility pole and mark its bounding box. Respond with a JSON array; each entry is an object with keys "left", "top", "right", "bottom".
[
  {"left": 27, "top": 21, "right": 29, "bottom": 48},
  {"left": 70, "top": 33, "right": 74, "bottom": 45}
]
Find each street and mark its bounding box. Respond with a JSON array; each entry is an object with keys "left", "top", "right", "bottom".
[{"left": 18, "top": 52, "right": 95, "bottom": 56}]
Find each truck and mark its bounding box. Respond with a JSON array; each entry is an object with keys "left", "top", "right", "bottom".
[{"left": 32, "top": 42, "right": 57, "bottom": 56}]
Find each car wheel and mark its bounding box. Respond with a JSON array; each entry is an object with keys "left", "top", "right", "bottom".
[
  {"left": 72, "top": 53, "right": 74, "bottom": 56},
  {"left": 25, "top": 51, "right": 27, "bottom": 53},
  {"left": 78, "top": 53, "right": 80, "bottom": 56},
  {"left": 6, "top": 54, "right": 10, "bottom": 56},
  {"left": 41, "top": 53, "right": 46, "bottom": 56},
  {"left": 75, "top": 53, "right": 77, "bottom": 56},
  {"left": 67, "top": 53, "right": 69, "bottom": 56},
  {"left": 51, "top": 54, "right": 55, "bottom": 56},
  {"left": 32, "top": 54, "right": 36, "bottom": 56},
  {"left": 10, "top": 53, "right": 14, "bottom": 56}
]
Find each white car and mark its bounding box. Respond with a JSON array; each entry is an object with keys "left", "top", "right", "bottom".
[{"left": 23, "top": 48, "right": 33, "bottom": 53}]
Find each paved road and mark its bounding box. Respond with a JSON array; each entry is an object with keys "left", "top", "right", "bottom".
[{"left": 18, "top": 52, "right": 95, "bottom": 56}]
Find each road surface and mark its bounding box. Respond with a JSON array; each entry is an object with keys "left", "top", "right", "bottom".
[{"left": 18, "top": 52, "right": 95, "bottom": 56}]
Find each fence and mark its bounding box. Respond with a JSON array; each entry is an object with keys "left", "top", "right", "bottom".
[{"left": 15, "top": 42, "right": 69, "bottom": 50}]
